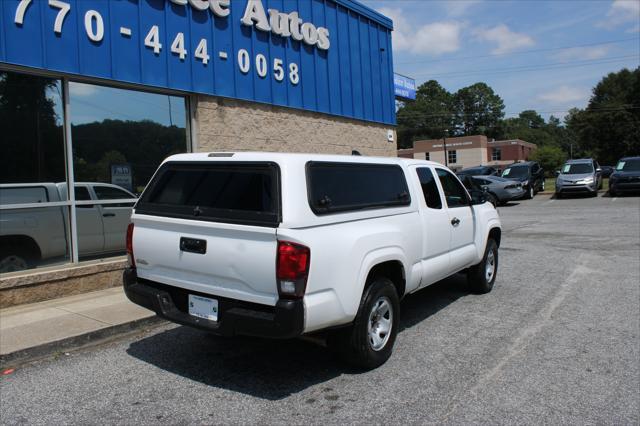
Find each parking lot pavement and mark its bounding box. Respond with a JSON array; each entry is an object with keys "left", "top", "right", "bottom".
[{"left": 1, "top": 194, "right": 638, "bottom": 425}]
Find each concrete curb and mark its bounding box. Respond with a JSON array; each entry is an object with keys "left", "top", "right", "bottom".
[{"left": 0, "top": 316, "right": 166, "bottom": 369}]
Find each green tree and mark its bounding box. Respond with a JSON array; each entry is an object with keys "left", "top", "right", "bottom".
[
  {"left": 530, "top": 145, "right": 567, "bottom": 176},
  {"left": 566, "top": 67, "right": 640, "bottom": 164},
  {"left": 396, "top": 80, "right": 453, "bottom": 149},
  {"left": 452, "top": 83, "right": 505, "bottom": 137}
]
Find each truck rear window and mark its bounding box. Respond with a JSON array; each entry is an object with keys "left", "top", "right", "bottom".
[
  {"left": 135, "top": 162, "right": 280, "bottom": 227},
  {"left": 307, "top": 162, "right": 410, "bottom": 214}
]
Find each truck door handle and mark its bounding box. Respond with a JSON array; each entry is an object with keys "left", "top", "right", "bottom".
[
  {"left": 451, "top": 218, "right": 460, "bottom": 227},
  {"left": 102, "top": 213, "right": 116, "bottom": 217}
]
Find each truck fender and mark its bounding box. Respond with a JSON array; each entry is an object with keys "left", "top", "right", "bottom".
[
  {"left": 349, "top": 246, "right": 410, "bottom": 316},
  {"left": 475, "top": 219, "right": 502, "bottom": 260}
]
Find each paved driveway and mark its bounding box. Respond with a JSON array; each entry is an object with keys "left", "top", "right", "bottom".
[{"left": 1, "top": 193, "right": 639, "bottom": 424}]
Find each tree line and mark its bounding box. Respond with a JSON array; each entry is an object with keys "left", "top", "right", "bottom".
[{"left": 396, "top": 67, "right": 640, "bottom": 172}]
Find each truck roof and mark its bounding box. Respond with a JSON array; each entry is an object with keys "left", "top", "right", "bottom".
[{"left": 163, "top": 152, "right": 442, "bottom": 168}]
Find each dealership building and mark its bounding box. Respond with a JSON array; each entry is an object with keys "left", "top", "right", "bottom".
[
  {"left": 398, "top": 135, "right": 537, "bottom": 171},
  {"left": 0, "top": 0, "right": 397, "bottom": 306}
]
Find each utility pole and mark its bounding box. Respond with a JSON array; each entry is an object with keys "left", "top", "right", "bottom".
[{"left": 443, "top": 130, "right": 449, "bottom": 167}]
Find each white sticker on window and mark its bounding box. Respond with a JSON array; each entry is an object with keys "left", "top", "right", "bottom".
[
  {"left": 616, "top": 161, "right": 625, "bottom": 170},
  {"left": 563, "top": 164, "right": 571, "bottom": 173},
  {"left": 502, "top": 169, "right": 510, "bottom": 176}
]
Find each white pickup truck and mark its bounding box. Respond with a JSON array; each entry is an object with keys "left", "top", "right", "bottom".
[
  {"left": 124, "top": 153, "right": 502, "bottom": 369},
  {"left": 0, "top": 182, "right": 136, "bottom": 272}
]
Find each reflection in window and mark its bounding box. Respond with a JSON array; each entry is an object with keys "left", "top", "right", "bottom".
[
  {"left": 0, "top": 72, "right": 66, "bottom": 185},
  {"left": 70, "top": 82, "right": 187, "bottom": 194},
  {"left": 0, "top": 72, "right": 71, "bottom": 273}
]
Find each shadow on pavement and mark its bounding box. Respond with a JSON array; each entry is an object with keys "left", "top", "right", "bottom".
[{"left": 126, "top": 274, "right": 470, "bottom": 400}]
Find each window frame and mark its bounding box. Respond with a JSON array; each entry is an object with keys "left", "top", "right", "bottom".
[
  {"left": 0, "top": 67, "right": 192, "bottom": 273},
  {"left": 447, "top": 150, "right": 457, "bottom": 164},
  {"left": 492, "top": 147, "right": 502, "bottom": 161}
]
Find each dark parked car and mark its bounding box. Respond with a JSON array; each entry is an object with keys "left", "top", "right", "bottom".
[
  {"left": 600, "top": 166, "right": 614, "bottom": 178},
  {"left": 501, "top": 161, "right": 545, "bottom": 199},
  {"left": 457, "top": 166, "right": 500, "bottom": 177},
  {"left": 609, "top": 157, "right": 640, "bottom": 196}
]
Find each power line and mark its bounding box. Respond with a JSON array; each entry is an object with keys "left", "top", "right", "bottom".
[
  {"left": 412, "top": 55, "right": 639, "bottom": 78},
  {"left": 395, "top": 37, "right": 639, "bottom": 65}
]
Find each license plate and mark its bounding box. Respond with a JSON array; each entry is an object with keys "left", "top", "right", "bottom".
[{"left": 188, "top": 294, "right": 218, "bottom": 321}]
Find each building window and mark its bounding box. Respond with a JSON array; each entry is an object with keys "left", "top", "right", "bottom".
[
  {"left": 425, "top": 152, "right": 430, "bottom": 161},
  {"left": 492, "top": 148, "right": 502, "bottom": 161},
  {"left": 0, "top": 70, "right": 189, "bottom": 275},
  {"left": 448, "top": 150, "right": 457, "bottom": 164}
]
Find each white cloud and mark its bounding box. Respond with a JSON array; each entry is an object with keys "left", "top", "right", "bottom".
[
  {"left": 598, "top": 0, "right": 640, "bottom": 30},
  {"left": 552, "top": 46, "right": 610, "bottom": 62},
  {"left": 537, "top": 86, "right": 589, "bottom": 104},
  {"left": 378, "top": 7, "right": 463, "bottom": 56},
  {"left": 474, "top": 24, "right": 535, "bottom": 54},
  {"left": 442, "top": 0, "right": 482, "bottom": 17},
  {"left": 69, "top": 83, "right": 98, "bottom": 97}
]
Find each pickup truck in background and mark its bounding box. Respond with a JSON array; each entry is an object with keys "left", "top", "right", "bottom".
[
  {"left": 0, "top": 182, "right": 137, "bottom": 273},
  {"left": 124, "top": 153, "right": 502, "bottom": 369}
]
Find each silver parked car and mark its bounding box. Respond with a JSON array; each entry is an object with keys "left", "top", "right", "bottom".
[
  {"left": 555, "top": 159, "right": 602, "bottom": 198},
  {"left": 471, "top": 176, "right": 526, "bottom": 206}
]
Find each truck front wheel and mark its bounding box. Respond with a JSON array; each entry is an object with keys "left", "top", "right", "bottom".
[
  {"left": 467, "top": 239, "right": 498, "bottom": 294},
  {"left": 329, "top": 277, "right": 400, "bottom": 370}
]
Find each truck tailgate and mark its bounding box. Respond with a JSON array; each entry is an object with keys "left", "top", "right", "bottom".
[{"left": 133, "top": 215, "right": 278, "bottom": 306}]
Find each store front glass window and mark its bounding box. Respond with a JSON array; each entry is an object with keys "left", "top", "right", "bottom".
[
  {"left": 69, "top": 82, "right": 188, "bottom": 260},
  {"left": 0, "top": 72, "right": 71, "bottom": 272},
  {"left": 0, "top": 70, "right": 189, "bottom": 274}
]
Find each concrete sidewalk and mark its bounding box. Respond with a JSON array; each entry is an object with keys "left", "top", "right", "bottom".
[{"left": 0, "top": 287, "right": 162, "bottom": 367}]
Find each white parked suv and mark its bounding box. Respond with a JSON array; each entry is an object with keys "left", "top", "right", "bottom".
[{"left": 124, "top": 152, "right": 502, "bottom": 369}]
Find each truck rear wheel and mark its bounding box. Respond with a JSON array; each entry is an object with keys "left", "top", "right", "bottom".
[
  {"left": 467, "top": 239, "right": 498, "bottom": 294},
  {"left": 0, "top": 252, "right": 30, "bottom": 273},
  {"left": 329, "top": 277, "right": 400, "bottom": 370}
]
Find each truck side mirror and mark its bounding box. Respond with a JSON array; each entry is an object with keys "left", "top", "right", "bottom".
[{"left": 555, "top": 170, "right": 560, "bottom": 177}]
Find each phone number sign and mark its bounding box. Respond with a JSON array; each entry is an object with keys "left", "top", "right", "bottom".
[{"left": 0, "top": 0, "right": 396, "bottom": 125}]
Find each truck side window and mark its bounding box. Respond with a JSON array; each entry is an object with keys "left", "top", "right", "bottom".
[
  {"left": 436, "top": 169, "right": 470, "bottom": 208},
  {"left": 416, "top": 168, "right": 442, "bottom": 209},
  {"left": 94, "top": 186, "right": 136, "bottom": 207},
  {"left": 75, "top": 186, "right": 93, "bottom": 209}
]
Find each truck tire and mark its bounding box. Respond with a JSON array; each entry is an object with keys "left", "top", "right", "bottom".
[
  {"left": 0, "top": 251, "right": 30, "bottom": 273},
  {"left": 329, "top": 277, "right": 400, "bottom": 370},
  {"left": 467, "top": 239, "right": 498, "bottom": 294}
]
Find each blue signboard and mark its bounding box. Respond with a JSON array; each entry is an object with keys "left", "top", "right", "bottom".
[
  {"left": 394, "top": 73, "right": 416, "bottom": 101},
  {"left": 0, "top": 0, "right": 395, "bottom": 125}
]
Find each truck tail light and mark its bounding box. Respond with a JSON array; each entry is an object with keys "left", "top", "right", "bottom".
[
  {"left": 276, "top": 241, "right": 310, "bottom": 299},
  {"left": 126, "top": 223, "right": 135, "bottom": 269}
]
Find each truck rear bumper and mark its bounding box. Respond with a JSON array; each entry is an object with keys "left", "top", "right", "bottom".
[{"left": 123, "top": 268, "right": 304, "bottom": 339}]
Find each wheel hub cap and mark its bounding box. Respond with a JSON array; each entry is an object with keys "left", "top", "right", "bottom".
[
  {"left": 368, "top": 297, "right": 393, "bottom": 351},
  {"left": 485, "top": 250, "right": 495, "bottom": 282}
]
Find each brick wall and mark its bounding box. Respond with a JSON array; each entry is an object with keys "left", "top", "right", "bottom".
[{"left": 196, "top": 96, "right": 397, "bottom": 157}]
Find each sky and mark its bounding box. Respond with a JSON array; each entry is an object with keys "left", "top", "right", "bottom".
[{"left": 362, "top": 0, "right": 640, "bottom": 121}]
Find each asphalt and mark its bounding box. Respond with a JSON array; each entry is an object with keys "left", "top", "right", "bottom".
[{"left": 1, "top": 192, "right": 639, "bottom": 425}]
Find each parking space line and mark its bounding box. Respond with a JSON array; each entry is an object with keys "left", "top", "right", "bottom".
[
  {"left": 543, "top": 199, "right": 555, "bottom": 205},
  {"left": 612, "top": 198, "right": 618, "bottom": 202}
]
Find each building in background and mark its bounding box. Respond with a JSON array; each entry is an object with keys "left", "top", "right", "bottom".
[
  {"left": 402, "top": 135, "right": 537, "bottom": 171},
  {"left": 0, "top": 0, "right": 396, "bottom": 306}
]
